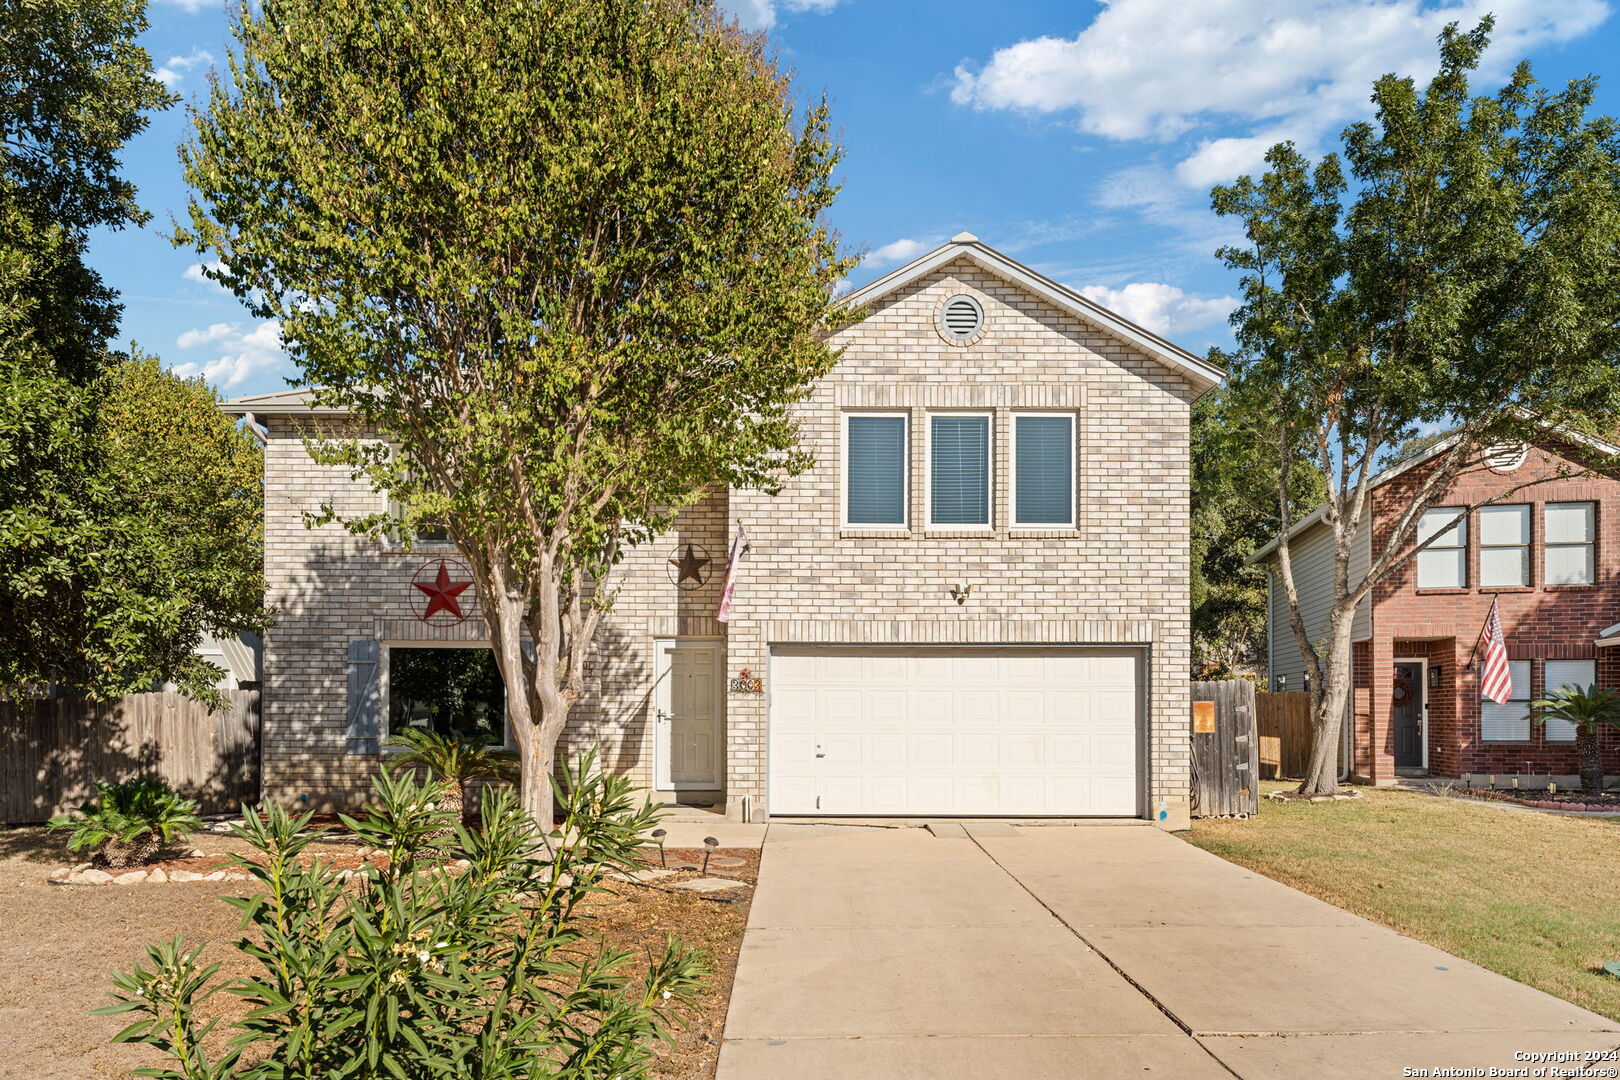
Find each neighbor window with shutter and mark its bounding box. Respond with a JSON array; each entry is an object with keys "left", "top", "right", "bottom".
[
  {"left": 1478, "top": 504, "right": 1530, "bottom": 588},
  {"left": 1544, "top": 502, "right": 1595, "bottom": 585},
  {"left": 845, "top": 414, "right": 908, "bottom": 526},
  {"left": 1012, "top": 413, "right": 1075, "bottom": 527},
  {"left": 1481, "top": 659, "right": 1532, "bottom": 742},
  {"left": 1542, "top": 659, "right": 1596, "bottom": 742},
  {"left": 1416, "top": 507, "right": 1467, "bottom": 588},
  {"left": 928, "top": 414, "right": 991, "bottom": 527}
]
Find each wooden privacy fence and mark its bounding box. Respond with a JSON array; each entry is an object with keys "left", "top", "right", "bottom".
[
  {"left": 1190, "top": 680, "right": 1258, "bottom": 817},
  {"left": 1256, "top": 691, "right": 1312, "bottom": 779},
  {"left": 0, "top": 690, "right": 260, "bottom": 823}
]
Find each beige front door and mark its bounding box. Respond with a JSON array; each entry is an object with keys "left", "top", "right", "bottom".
[{"left": 655, "top": 640, "right": 722, "bottom": 789}]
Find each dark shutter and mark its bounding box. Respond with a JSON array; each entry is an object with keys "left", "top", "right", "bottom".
[{"left": 345, "top": 639, "right": 383, "bottom": 755}]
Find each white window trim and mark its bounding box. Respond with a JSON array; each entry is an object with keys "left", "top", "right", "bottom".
[
  {"left": 1010, "top": 411, "right": 1077, "bottom": 530},
  {"left": 1394, "top": 656, "right": 1429, "bottom": 771},
  {"left": 1416, "top": 506, "right": 1468, "bottom": 589},
  {"left": 1477, "top": 503, "right": 1531, "bottom": 588},
  {"left": 925, "top": 411, "right": 994, "bottom": 530},
  {"left": 841, "top": 411, "right": 910, "bottom": 530},
  {"left": 1544, "top": 501, "right": 1596, "bottom": 586},
  {"left": 380, "top": 640, "right": 514, "bottom": 750}
]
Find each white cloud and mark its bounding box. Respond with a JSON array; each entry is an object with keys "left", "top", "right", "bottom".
[
  {"left": 952, "top": 0, "right": 1609, "bottom": 184},
  {"left": 718, "top": 0, "right": 841, "bottom": 30},
  {"left": 171, "top": 320, "right": 286, "bottom": 389},
  {"left": 1078, "top": 282, "right": 1235, "bottom": 336},
  {"left": 154, "top": 49, "right": 214, "bottom": 90},
  {"left": 864, "top": 236, "right": 938, "bottom": 269},
  {"left": 154, "top": 0, "right": 215, "bottom": 12},
  {"left": 182, "top": 260, "right": 231, "bottom": 293}
]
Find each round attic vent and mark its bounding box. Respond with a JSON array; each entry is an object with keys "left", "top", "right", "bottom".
[
  {"left": 1484, "top": 442, "right": 1528, "bottom": 473},
  {"left": 939, "top": 294, "right": 984, "bottom": 342}
]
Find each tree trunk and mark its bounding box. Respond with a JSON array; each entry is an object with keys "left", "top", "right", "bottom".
[
  {"left": 1576, "top": 726, "right": 1604, "bottom": 795},
  {"left": 1297, "top": 618, "right": 1356, "bottom": 795},
  {"left": 521, "top": 736, "right": 555, "bottom": 829}
]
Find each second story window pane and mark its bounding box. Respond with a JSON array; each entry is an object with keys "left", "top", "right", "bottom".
[
  {"left": 846, "top": 415, "right": 907, "bottom": 526},
  {"left": 929, "top": 415, "right": 991, "bottom": 526},
  {"left": 1416, "top": 507, "right": 1466, "bottom": 589},
  {"left": 1544, "top": 502, "right": 1595, "bottom": 585},
  {"left": 1478, "top": 504, "right": 1529, "bottom": 588}
]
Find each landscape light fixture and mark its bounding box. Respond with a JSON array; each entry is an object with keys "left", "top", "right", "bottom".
[
  {"left": 702, "top": 836, "right": 719, "bottom": 875},
  {"left": 651, "top": 828, "right": 667, "bottom": 868}
]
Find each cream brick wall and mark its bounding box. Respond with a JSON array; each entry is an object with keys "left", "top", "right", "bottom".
[{"left": 259, "top": 255, "right": 1196, "bottom": 822}]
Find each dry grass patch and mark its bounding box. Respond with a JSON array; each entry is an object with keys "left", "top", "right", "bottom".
[{"left": 1187, "top": 783, "right": 1620, "bottom": 1020}]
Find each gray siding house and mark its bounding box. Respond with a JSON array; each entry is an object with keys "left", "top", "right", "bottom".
[{"left": 225, "top": 235, "right": 1220, "bottom": 827}]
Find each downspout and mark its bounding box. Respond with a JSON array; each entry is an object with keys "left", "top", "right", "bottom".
[{"left": 239, "top": 411, "right": 268, "bottom": 444}]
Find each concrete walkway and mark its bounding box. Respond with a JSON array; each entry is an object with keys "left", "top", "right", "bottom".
[{"left": 718, "top": 823, "right": 1619, "bottom": 1079}]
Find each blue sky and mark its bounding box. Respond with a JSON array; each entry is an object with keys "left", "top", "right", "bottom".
[{"left": 102, "top": 0, "right": 1620, "bottom": 398}]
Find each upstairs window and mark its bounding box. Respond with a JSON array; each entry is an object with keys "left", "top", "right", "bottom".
[
  {"left": 845, "top": 414, "right": 908, "bottom": 526},
  {"left": 1013, "top": 414, "right": 1075, "bottom": 527},
  {"left": 1544, "top": 502, "right": 1595, "bottom": 585},
  {"left": 1542, "top": 659, "right": 1596, "bottom": 742},
  {"left": 1478, "top": 504, "right": 1529, "bottom": 588},
  {"left": 928, "top": 414, "right": 991, "bottom": 527},
  {"left": 1481, "top": 659, "right": 1531, "bottom": 742},
  {"left": 1416, "top": 508, "right": 1467, "bottom": 589}
]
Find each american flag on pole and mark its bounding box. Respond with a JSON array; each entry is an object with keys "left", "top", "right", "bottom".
[
  {"left": 716, "top": 523, "right": 746, "bottom": 624},
  {"left": 1477, "top": 597, "right": 1513, "bottom": 705}
]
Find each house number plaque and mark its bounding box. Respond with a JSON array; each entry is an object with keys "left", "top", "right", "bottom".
[{"left": 729, "top": 668, "right": 764, "bottom": 694}]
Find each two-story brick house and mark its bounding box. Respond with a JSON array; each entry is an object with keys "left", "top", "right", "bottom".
[
  {"left": 224, "top": 234, "right": 1221, "bottom": 826},
  {"left": 1258, "top": 432, "right": 1620, "bottom": 785}
]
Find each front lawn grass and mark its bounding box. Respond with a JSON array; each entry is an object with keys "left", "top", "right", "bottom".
[{"left": 1186, "top": 782, "right": 1620, "bottom": 1021}]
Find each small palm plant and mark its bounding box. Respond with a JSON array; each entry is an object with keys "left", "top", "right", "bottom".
[
  {"left": 48, "top": 778, "right": 203, "bottom": 869},
  {"left": 384, "top": 727, "right": 517, "bottom": 826},
  {"left": 1531, "top": 683, "right": 1620, "bottom": 794}
]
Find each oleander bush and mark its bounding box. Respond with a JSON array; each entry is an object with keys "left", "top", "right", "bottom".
[
  {"left": 97, "top": 752, "right": 705, "bottom": 1079},
  {"left": 47, "top": 778, "right": 203, "bottom": 869}
]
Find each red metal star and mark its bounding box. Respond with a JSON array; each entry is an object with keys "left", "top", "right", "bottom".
[{"left": 413, "top": 559, "right": 472, "bottom": 621}]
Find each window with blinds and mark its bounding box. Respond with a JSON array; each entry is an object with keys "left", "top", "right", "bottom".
[
  {"left": 1544, "top": 502, "right": 1595, "bottom": 585},
  {"left": 928, "top": 414, "right": 991, "bottom": 526},
  {"left": 845, "top": 414, "right": 907, "bottom": 526},
  {"left": 1478, "top": 504, "right": 1529, "bottom": 587},
  {"left": 1542, "top": 659, "right": 1596, "bottom": 742},
  {"left": 1481, "top": 659, "right": 1531, "bottom": 742},
  {"left": 1416, "top": 508, "right": 1467, "bottom": 588},
  {"left": 1013, "top": 414, "right": 1074, "bottom": 527}
]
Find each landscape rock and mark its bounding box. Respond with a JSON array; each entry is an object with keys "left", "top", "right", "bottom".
[
  {"left": 47, "top": 867, "right": 72, "bottom": 883},
  {"left": 205, "top": 871, "right": 227, "bottom": 881},
  {"left": 169, "top": 870, "right": 205, "bottom": 882},
  {"left": 74, "top": 868, "right": 113, "bottom": 885},
  {"left": 112, "top": 870, "right": 148, "bottom": 885},
  {"left": 188, "top": 849, "right": 207, "bottom": 858},
  {"left": 147, "top": 868, "right": 168, "bottom": 883},
  {"left": 667, "top": 877, "right": 748, "bottom": 894}
]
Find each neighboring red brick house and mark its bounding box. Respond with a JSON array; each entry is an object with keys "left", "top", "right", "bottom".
[{"left": 1258, "top": 432, "right": 1620, "bottom": 785}]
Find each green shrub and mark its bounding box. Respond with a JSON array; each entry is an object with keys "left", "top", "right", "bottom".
[
  {"left": 97, "top": 751, "right": 706, "bottom": 1079},
  {"left": 383, "top": 726, "right": 517, "bottom": 826},
  {"left": 47, "top": 778, "right": 203, "bottom": 869}
]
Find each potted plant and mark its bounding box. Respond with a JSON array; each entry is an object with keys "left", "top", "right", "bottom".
[
  {"left": 48, "top": 778, "right": 203, "bottom": 869},
  {"left": 384, "top": 728, "right": 517, "bottom": 826},
  {"left": 1531, "top": 683, "right": 1620, "bottom": 795}
]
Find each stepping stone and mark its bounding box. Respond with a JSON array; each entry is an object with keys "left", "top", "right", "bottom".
[
  {"left": 668, "top": 877, "right": 748, "bottom": 893},
  {"left": 706, "top": 856, "right": 746, "bottom": 868},
  {"left": 611, "top": 868, "right": 679, "bottom": 883}
]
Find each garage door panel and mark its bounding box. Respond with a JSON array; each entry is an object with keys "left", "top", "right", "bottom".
[{"left": 770, "top": 646, "right": 1142, "bottom": 816}]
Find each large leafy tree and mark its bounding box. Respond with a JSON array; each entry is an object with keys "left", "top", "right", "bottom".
[
  {"left": 1190, "top": 388, "right": 1324, "bottom": 677},
  {"left": 180, "top": 0, "right": 853, "bottom": 821},
  {"left": 0, "top": 0, "right": 264, "bottom": 699},
  {"left": 1214, "top": 20, "right": 1620, "bottom": 794}
]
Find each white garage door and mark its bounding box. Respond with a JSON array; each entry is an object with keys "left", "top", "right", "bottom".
[{"left": 769, "top": 646, "right": 1142, "bottom": 816}]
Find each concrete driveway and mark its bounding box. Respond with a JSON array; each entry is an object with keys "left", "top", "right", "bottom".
[{"left": 717, "top": 823, "right": 1620, "bottom": 1079}]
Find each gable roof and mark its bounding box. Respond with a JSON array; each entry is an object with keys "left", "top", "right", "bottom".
[
  {"left": 1249, "top": 423, "right": 1620, "bottom": 564},
  {"left": 845, "top": 232, "right": 1226, "bottom": 395}
]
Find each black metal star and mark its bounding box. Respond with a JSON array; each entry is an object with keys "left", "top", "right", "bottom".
[{"left": 669, "top": 544, "right": 711, "bottom": 586}]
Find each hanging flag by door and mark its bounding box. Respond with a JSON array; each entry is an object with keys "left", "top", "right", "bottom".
[
  {"left": 716, "top": 523, "right": 747, "bottom": 624},
  {"left": 1476, "top": 597, "right": 1513, "bottom": 705}
]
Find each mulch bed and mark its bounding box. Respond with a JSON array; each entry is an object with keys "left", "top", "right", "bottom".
[
  {"left": 4, "top": 825, "right": 756, "bottom": 1080},
  {"left": 1456, "top": 787, "right": 1620, "bottom": 812}
]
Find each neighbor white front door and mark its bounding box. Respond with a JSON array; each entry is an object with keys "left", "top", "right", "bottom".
[
  {"left": 769, "top": 646, "right": 1143, "bottom": 816},
  {"left": 655, "top": 640, "right": 722, "bottom": 789}
]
